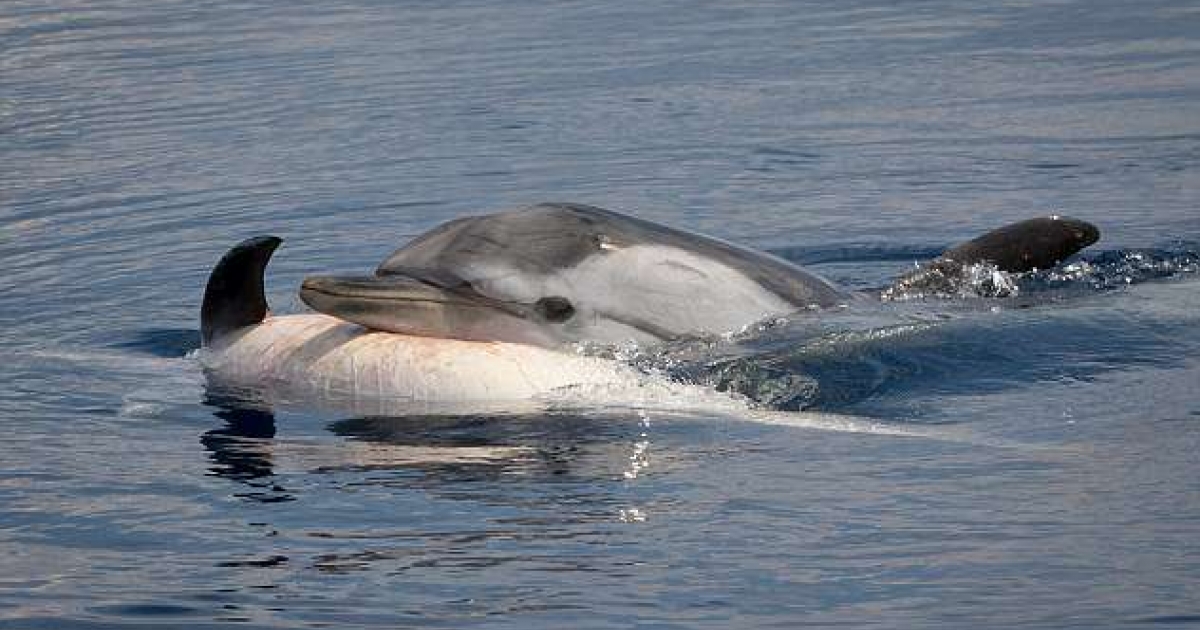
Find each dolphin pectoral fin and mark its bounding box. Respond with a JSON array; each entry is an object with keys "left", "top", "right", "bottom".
[
  {"left": 201, "top": 235, "right": 282, "bottom": 346},
  {"left": 941, "top": 216, "right": 1100, "bottom": 273}
]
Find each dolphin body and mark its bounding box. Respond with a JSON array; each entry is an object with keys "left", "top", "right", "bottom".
[
  {"left": 298, "top": 203, "right": 851, "bottom": 348},
  {"left": 199, "top": 203, "right": 1098, "bottom": 405}
]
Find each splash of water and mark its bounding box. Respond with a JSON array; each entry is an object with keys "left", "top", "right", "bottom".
[{"left": 881, "top": 259, "right": 1018, "bottom": 301}]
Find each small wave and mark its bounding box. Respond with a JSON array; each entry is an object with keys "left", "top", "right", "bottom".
[{"left": 735, "top": 408, "right": 1039, "bottom": 448}]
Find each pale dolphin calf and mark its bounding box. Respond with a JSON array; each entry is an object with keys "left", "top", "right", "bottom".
[
  {"left": 201, "top": 311, "right": 655, "bottom": 407},
  {"left": 199, "top": 236, "right": 652, "bottom": 406},
  {"left": 199, "top": 203, "right": 1099, "bottom": 405}
]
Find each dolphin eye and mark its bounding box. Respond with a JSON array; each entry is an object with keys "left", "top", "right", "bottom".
[{"left": 534, "top": 296, "right": 575, "bottom": 322}]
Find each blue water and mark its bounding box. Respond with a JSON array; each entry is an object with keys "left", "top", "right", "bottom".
[{"left": 3, "top": 1, "right": 1200, "bottom": 627}]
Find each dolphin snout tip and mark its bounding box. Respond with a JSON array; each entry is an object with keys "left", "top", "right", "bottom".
[{"left": 300, "top": 276, "right": 328, "bottom": 293}]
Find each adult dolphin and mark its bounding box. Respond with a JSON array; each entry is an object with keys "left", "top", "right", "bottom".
[
  {"left": 295, "top": 203, "right": 1098, "bottom": 347},
  {"left": 198, "top": 203, "right": 1098, "bottom": 405}
]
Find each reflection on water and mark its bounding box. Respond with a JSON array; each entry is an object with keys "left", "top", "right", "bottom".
[
  {"left": 201, "top": 389, "right": 286, "bottom": 502},
  {"left": 197, "top": 382, "right": 671, "bottom": 589},
  {"left": 200, "top": 383, "right": 664, "bottom": 501}
]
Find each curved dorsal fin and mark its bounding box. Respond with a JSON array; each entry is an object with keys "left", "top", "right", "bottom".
[
  {"left": 201, "top": 236, "right": 282, "bottom": 346},
  {"left": 885, "top": 217, "right": 1100, "bottom": 298},
  {"left": 941, "top": 216, "right": 1099, "bottom": 273}
]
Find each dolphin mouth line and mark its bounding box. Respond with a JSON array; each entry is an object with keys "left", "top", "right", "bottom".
[
  {"left": 299, "top": 275, "right": 534, "bottom": 320},
  {"left": 300, "top": 280, "right": 479, "bottom": 307}
]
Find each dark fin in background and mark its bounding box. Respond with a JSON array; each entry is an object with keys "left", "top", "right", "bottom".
[
  {"left": 885, "top": 217, "right": 1100, "bottom": 299},
  {"left": 941, "top": 216, "right": 1099, "bottom": 272},
  {"left": 201, "top": 236, "right": 282, "bottom": 346}
]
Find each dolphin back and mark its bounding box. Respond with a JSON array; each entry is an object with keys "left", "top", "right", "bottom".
[{"left": 376, "top": 203, "right": 849, "bottom": 309}]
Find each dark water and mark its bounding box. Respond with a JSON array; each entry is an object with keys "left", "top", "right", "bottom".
[{"left": 3, "top": 1, "right": 1200, "bottom": 627}]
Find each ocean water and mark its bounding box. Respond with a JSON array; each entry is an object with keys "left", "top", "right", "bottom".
[{"left": 3, "top": 0, "right": 1200, "bottom": 627}]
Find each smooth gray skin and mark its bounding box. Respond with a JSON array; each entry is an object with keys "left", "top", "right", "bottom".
[
  {"left": 298, "top": 203, "right": 1100, "bottom": 347},
  {"left": 378, "top": 203, "right": 846, "bottom": 304},
  {"left": 299, "top": 203, "right": 850, "bottom": 346}
]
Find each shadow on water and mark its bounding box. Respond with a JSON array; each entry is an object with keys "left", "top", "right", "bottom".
[{"left": 111, "top": 327, "right": 201, "bottom": 358}]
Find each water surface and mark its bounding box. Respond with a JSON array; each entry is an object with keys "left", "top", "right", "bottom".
[{"left": 2, "top": 1, "right": 1200, "bottom": 627}]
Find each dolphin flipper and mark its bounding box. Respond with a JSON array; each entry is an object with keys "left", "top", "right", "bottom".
[{"left": 201, "top": 236, "right": 282, "bottom": 346}]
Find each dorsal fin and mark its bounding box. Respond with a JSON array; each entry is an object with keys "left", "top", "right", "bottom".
[
  {"left": 201, "top": 236, "right": 282, "bottom": 346},
  {"left": 941, "top": 216, "right": 1099, "bottom": 273},
  {"left": 885, "top": 217, "right": 1099, "bottom": 299}
]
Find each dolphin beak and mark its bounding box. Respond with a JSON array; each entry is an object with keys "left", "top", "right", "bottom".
[
  {"left": 301, "top": 274, "right": 475, "bottom": 309},
  {"left": 298, "top": 274, "right": 533, "bottom": 340}
]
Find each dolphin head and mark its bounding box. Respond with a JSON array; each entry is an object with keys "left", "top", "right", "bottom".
[
  {"left": 298, "top": 204, "right": 845, "bottom": 347},
  {"left": 299, "top": 270, "right": 588, "bottom": 347}
]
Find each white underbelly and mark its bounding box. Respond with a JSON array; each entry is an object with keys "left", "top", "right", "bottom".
[{"left": 198, "top": 314, "right": 647, "bottom": 404}]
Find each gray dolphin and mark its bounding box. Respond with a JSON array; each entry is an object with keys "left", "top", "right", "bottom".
[{"left": 292, "top": 203, "right": 1098, "bottom": 348}]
